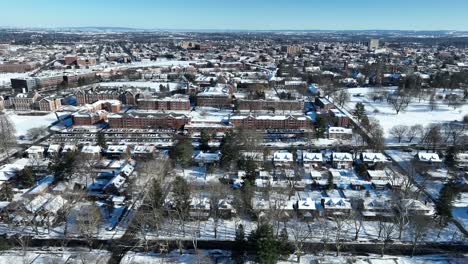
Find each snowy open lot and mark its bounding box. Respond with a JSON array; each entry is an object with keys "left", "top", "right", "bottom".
[
  {"left": 5, "top": 111, "right": 61, "bottom": 137},
  {"left": 344, "top": 87, "right": 467, "bottom": 141},
  {"left": 0, "top": 72, "right": 30, "bottom": 86}
]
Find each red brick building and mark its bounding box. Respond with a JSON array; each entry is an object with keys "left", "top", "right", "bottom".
[
  {"left": 137, "top": 95, "right": 190, "bottom": 111},
  {"left": 72, "top": 111, "right": 108, "bottom": 126},
  {"left": 38, "top": 97, "right": 62, "bottom": 112},
  {"left": 237, "top": 99, "right": 304, "bottom": 111},
  {"left": 108, "top": 113, "right": 190, "bottom": 129},
  {"left": 230, "top": 114, "right": 312, "bottom": 129}
]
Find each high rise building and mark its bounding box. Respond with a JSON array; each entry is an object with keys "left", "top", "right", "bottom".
[{"left": 368, "top": 39, "right": 379, "bottom": 50}]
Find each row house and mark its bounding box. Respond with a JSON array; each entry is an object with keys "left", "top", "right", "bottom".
[
  {"left": 72, "top": 111, "right": 108, "bottom": 126},
  {"left": 38, "top": 97, "right": 62, "bottom": 112},
  {"left": 137, "top": 95, "right": 190, "bottom": 111},
  {"left": 108, "top": 112, "right": 190, "bottom": 130},
  {"left": 9, "top": 92, "right": 40, "bottom": 111},
  {"left": 230, "top": 114, "right": 312, "bottom": 130},
  {"left": 328, "top": 126, "right": 353, "bottom": 140},
  {"left": 237, "top": 99, "right": 304, "bottom": 111},
  {"left": 330, "top": 152, "right": 354, "bottom": 169}
]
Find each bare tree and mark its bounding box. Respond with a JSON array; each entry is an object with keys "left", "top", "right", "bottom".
[
  {"left": 380, "top": 221, "right": 397, "bottom": 256},
  {"left": 390, "top": 94, "right": 411, "bottom": 114},
  {"left": 289, "top": 217, "right": 312, "bottom": 262},
  {"left": 0, "top": 112, "right": 16, "bottom": 161},
  {"left": 26, "top": 126, "right": 47, "bottom": 140},
  {"left": 389, "top": 125, "right": 408, "bottom": 143},
  {"left": 406, "top": 124, "right": 423, "bottom": 143},
  {"left": 333, "top": 89, "right": 350, "bottom": 107},
  {"left": 76, "top": 204, "right": 102, "bottom": 249},
  {"left": 409, "top": 215, "right": 431, "bottom": 257},
  {"left": 332, "top": 215, "right": 346, "bottom": 256},
  {"left": 421, "top": 124, "right": 442, "bottom": 152},
  {"left": 429, "top": 93, "right": 437, "bottom": 111},
  {"left": 367, "top": 118, "right": 385, "bottom": 151}
]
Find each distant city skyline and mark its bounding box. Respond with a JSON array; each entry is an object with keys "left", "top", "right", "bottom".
[{"left": 1, "top": 0, "right": 468, "bottom": 31}]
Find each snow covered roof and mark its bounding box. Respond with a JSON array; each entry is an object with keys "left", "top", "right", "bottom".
[
  {"left": 81, "top": 145, "right": 102, "bottom": 154},
  {"left": 332, "top": 152, "right": 353, "bottom": 162},
  {"left": 323, "top": 198, "right": 351, "bottom": 209},
  {"left": 273, "top": 151, "right": 293, "bottom": 162},
  {"left": 47, "top": 144, "right": 61, "bottom": 153},
  {"left": 106, "top": 145, "right": 129, "bottom": 153},
  {"left": 0, "top": 164, "right": 22, "bottom": 181},
  {"left": 193, "top": 151, "right": 221, "bottom": 163},
  {"left": 26, "top": 145, "right": 45, "bottom": 154},
  {"left": 362, "top": 152, "right": 388, "bottom": 163},
  {"left": 328, "top": 127, "right": 352, "bottom": 134},
  {"left": 302, "top": 152, "right": 323, "bottom": 162},
  {"left": 131, "top": 145, "right": 155, "bottom": 154},
  {"left": 367, "top": 170, "right": 389, "bottom": 180},
  {"left": 417, "top": 152, "right": 442, "bottom": 163}
]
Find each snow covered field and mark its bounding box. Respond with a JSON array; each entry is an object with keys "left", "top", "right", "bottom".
[
  {"left": 100, "top": 81, "right": 183, "bottom": 92},
  {"left": 4, "top": 111, "right": 60, "bottom": 137},
  {"left": 0, "top": 72, "right": 30, "bottom": 86},
  {"left": 3, "top": 111, "right": 63, "bottom": 137},
  {"left": 120, "top": 250, "right": 467, "bottom": 264},
  {"left": 344, "top": 87, "right": 467, "bottom": 141}
]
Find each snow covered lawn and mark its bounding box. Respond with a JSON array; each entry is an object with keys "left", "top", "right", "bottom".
[
  {"left": 344, "top": 87, "right": 467, "bottom": 141},
  {"left": 5, "top": 111, "right": 62, "bottom": 138}
]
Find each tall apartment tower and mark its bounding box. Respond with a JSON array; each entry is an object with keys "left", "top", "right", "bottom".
[{"left": 368, "top": 39, "right": 379, "bottom": 50}]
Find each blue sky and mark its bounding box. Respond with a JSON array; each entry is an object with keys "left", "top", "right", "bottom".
[{"left": 1, "top": 0, "right": 467, "bottom": 30}]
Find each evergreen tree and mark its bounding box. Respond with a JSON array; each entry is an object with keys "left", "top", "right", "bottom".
[
  {"left": 353, "top": 102, "right": 366, "bottom": 121},
  {"left": 436, "top": 181, "right": 459, "bottom": 220},
  {"left": 96, "top": 131, "right": 107, "bottom": 149},
  {"left": 279, "top": 227, "right": 294, "bottom": 256},
  {"left": 234, "top": 224, "right": 246, "bottom": 252},
  {"left": 199, "top": 129, "right": 211, "bottom": 151},
  {"left": 172, "top": 136, "right": 194, "bottom": 168},
  {"left": 18, "top": 166, "right": 35, "bottom": 188},
  {"left": 220, "top": 132, "right": 241, "bottom": 169},
  {"left": 327, "top": 173, "right": 334, "bottom": 190},
  {"left": 0, "top": 183, "right": 14, "bottom": 201}
]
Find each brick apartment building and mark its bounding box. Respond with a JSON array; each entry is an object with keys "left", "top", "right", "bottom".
[
  {"left": 38, "top": 97, "right": 62, "bottom": 112},
  {"left": 137, "top": 95, "right": 190, "bottom": 111},
  {"left": 90, "top": 100, "right": 122, "bottom": 113},
  {"left": 0, "top": 62, "right": 40, "bottom": 73},
  {"left": 72, "top": 111, "right": 108, "bottom": 126},
  {"left": 230, "top": 114, "right": 312, "bottom": 129},
  {"left": 75, "top": 88, "right": 139, "bottom": 106},
  {"left": 329, "top": 109, "right": 350, "bottom": 127},
  {"left": 75, "top": 89, "right": 122, "bottom": 105},
  {"left": 108, "top": 112, "right": 190, "bottom": 129},
  {"left": 9, "top": 92, "right": 40, "bottom": 111},
  {"left": 196, "top": 95, "right": 232, "bottom": 108},
  {"left": 237, "top": 99, "right": 304, "bottom": 111}
]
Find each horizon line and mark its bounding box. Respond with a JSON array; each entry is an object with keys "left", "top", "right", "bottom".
[{"left": 0, "top": 26, "right": 467, "bottom": 33}]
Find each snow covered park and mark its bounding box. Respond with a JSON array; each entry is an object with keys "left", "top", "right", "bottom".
[
  {"left": 344, "top": 87, "right": 467, "bottom": 141},
  {"left": 4, "top": 111, "right": 62, "bottom": 138}
]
